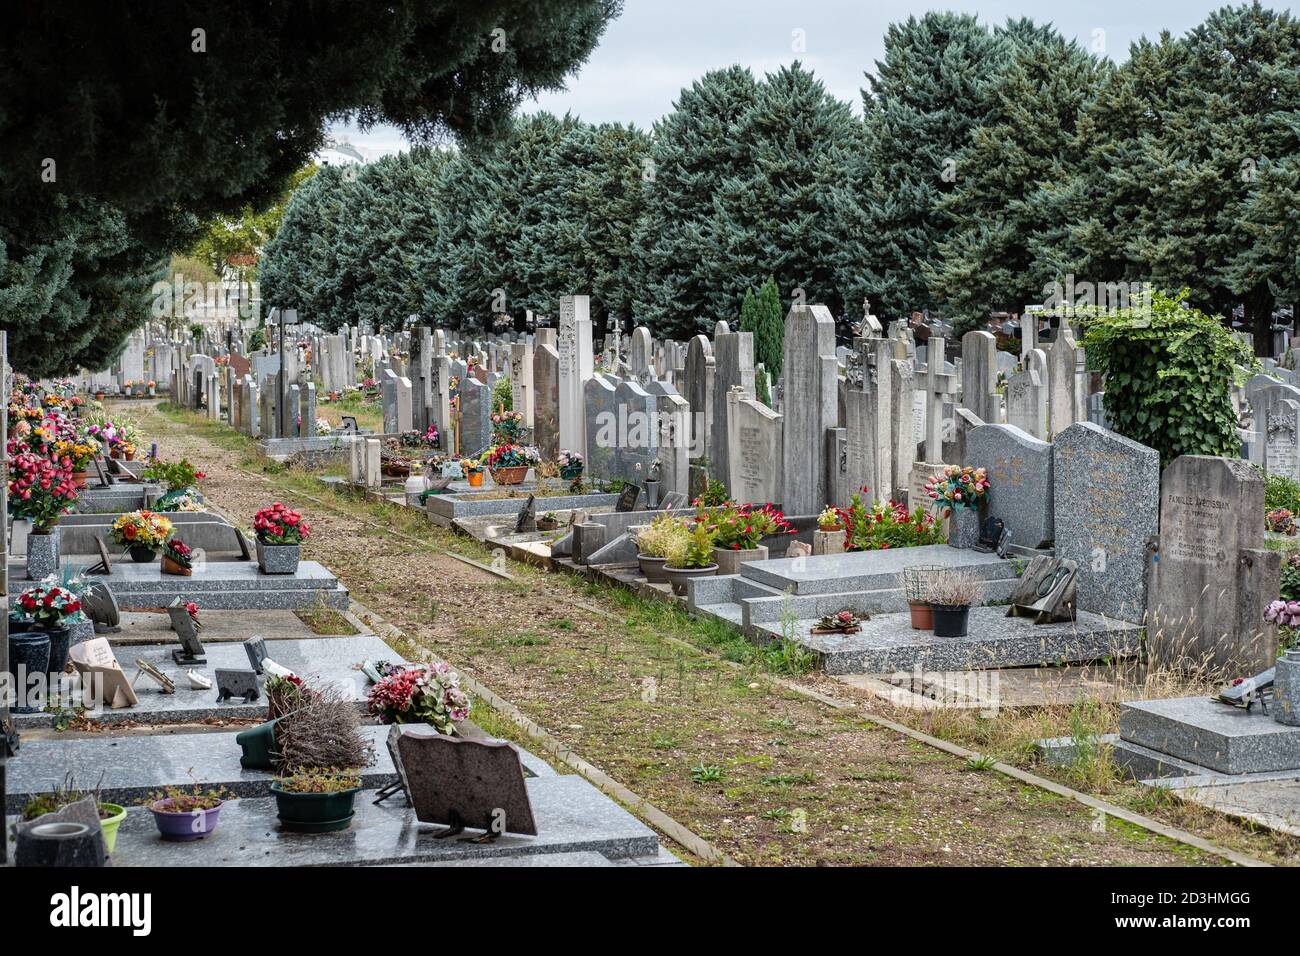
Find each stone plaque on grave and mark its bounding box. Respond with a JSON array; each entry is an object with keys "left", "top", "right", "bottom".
[
  {"left": 1149, "top": 455, "right": 1279, "bottom": 673},
  {"left": 615, "top": 484, "right": 641, "bottom": 512},
  {"left": 966, "top": 423, "right": 1053, "bottom": 549},
  {"left": 396, "top": 731, "right": 538, "bottom": 835},
  {"left": 1052, "top": 422, "right": 1158, "bottom": 623},
  {"left": 244, "top": 636, "right": 268, "bottom": 674},
  {"left": 514, "top": 493, "right": 537, "bottom": 534},
  {"left": 1265, "top": 398, "right": 1300, "bottom": 479}
]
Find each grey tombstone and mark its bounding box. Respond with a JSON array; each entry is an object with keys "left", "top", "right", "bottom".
[
  {"left": 966, "top": 423, "right": 1054, "bottom": 549},
  {"left": 1052, "top": 422, "right": 1159, "bottom": 623},
  {"left": 1047, "top": 327, "right": 1086, "bottom": 436},
  {"left": 584, "top": 373, "right": 620, "bottom": 481},
  {"left": 300, "top": 382, "right": 317, "bottom": 437},
  {"left": 558, "top": 294, "right": 594, "bottom": 460},
  {"left": 614, "top": 378, "right": 659, "bottom": 482},
  {"left": 382, "top": 369, "right": 400, "bottom": 434},
  {"left": 711, "top": 329, "right": 755, "bottom": 491},
  {"left": 780, "top": 304, "right": 838, "bottom": 515},
  {"left": 459, "top": 377, "right": 492, "bottom": 455},
  {"left": 889, "top": 357, "right": 916, "bottom": 501},
  {"left": 533, "top": 342, "right": 561, "bottom": 461},
  {"left": 243, "top": 636, "right": 268, "bottom": 674},
  {"left": 509, "top": 340, "right": 534, "bottom": 428},
  {"left": 1005, "top": 359, "right": 1048, "bottom": 441},
  {"left": 684, "top": 334, "right": 713, "bottom": 464},
  {"left": 726, "top": 387, "right": 783, "bottom": 506},
  {"left": 960, "top": 330, "right": 1000, "bottom": 423},
  {"left": 845, "top": 336, "right": 893, "bottom": 502},
  {"left": 628, "top": 326, "right": 653, "bottom": 385},
  {"left": 1149, "top": 455, "right": 1279, "bottom": 674},
  {"left": 215, "top": 668, "right": 260, "bottom": 703},
  {"left": 1265, "top": 398, "right": 1300, "bottom": 479}
]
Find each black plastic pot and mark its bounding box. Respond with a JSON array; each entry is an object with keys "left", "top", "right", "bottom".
[
  {"left": 931, "top": 604, "right": 971, "bottom": 638},
  {"left": 8, "top": 630, "right": 51, "bottom": 713},
  {"left": 41, "top": 624, "right": 72, "bottom": 678},
  {"left": 129, "top": 546, "right": 156, "bottom": 563}
]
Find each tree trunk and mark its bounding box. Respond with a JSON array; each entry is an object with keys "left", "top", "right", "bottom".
[{"left": 1247, "top": 289, "right": 1276, "bottom": 358}]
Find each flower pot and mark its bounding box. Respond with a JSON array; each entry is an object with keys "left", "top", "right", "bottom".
[
  {"left": 7, "top": 630, "right": 50, "bottom": 713},
  {"left": 99, "top": 803, "right": 127, "bottom": 854},
  {"left": 40, "top": 624, "right": 72, "bottom": 678},
  {"left": 908, "top": 600, "right": 934, "bottom": 630},
  {"left": 161, "top": 555, "right": 192, "bottom": 576},
  {"left": 95, "top": 392, "right": 105, "bottom": 402},
  {"left": 663, "top": 563, "right": 719, "bottom": 596},
  {"left": 26, "top": 529, "right": 60, "bottom": 581},
  {"left": 148, "top": 798, "right": 224, "bottom": 841},
  {"left": 235, "top": 719, "right": 279, "bottom": 770},
  {"left": 128, "top": 546, "right": 156, "bottom": 563},
  {"left": 638, "top": 553, "right": 669, "bottom": 583},
  {"left": 109, "top": 449, "right": 121, "bottom": 460},
  {"left": 467, "top": 471, "right": 484, "bottom": 488},
  {"left": 8, "top": 612, "right": 32, "bottom": 634},
  {"left": 126, "top": 450, "right": 136, "bottom": 461},
  {"left": 256, "top": 540, "right": 300, "bottom": 575},
  {"left": 711, "top": 545, "right": 768, "bottom": 576},
  {"left": 271, "top": 784, "right": 361, "bottom": 833},
  {"left": 536, "top": 517, "right": 558, "bottom": 532},
  {"left": 71, "top": 471, "right": 87, "bottom": 489},
  {"left": 491, "top": 465, "right": 529, "bottom": 486},
  {"left": 931, "top": 603, "right": 971, "bottom": 638}
]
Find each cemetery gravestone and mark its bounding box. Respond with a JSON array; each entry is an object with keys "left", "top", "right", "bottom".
[
  {"left": 396, "top": 732, "right": 538, "bottom": 836},
  {"left": 781, "top": 304, "right": 838, "bottom": 515},
  {"left": 1265, "top": 398, "right": 1300, "bottom": 480},
  {"left": 966, "top": 424, "right": 1053, "bottom": 549},
  {"left": 1052, "top": 422, "right": 1159, "bottom": 624},
  {"left": 1149, "top": 455, "right": 1279, "bottom": 674}
]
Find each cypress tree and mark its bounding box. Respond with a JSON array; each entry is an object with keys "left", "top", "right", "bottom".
[{"left": 755, "top": 276, "right": 784, "bottom": 380}]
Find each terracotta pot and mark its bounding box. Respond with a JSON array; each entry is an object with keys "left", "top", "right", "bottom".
[
  {"left": 908, "top": 600, "right": 933, "bottom": 630},
  {"left": 126, "top": 451, "right": 135, "bottom": 461},
  {"left": 71, "top": 471, "right": 87, "bottom": 489},
  {"left": 467, "top": 471, "right": 484, "bottom": 488},
  {"left": 161, "top": 555, "right": 192, "bottom": 576},
  {"left": 491, "top": 465, "right": 529, "bottom": 486},
  {"left": 109, "top": 449, "right": 121, "bottom": 460}
]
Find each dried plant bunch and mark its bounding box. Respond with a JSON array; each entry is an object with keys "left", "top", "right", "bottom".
[
  {"left": 926, "top": 569, "right": 984, "bottom": 607},
  {"left": 272, "top": 682, "right": 374, "bottom": 773}
]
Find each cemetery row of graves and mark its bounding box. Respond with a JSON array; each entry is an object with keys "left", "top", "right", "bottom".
[{"left": 12, "top": 289, "right": 1300, "bottom": 867}]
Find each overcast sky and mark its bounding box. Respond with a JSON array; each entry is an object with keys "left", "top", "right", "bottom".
[{"left": 329, "top": 0, "right": 1290, "bottom": 157}]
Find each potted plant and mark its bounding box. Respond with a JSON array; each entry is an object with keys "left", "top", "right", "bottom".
[
  {"left": 925, "top": 466, "right": 990, "bottom": 550},
  {"left": 253, "top": 502, "right": 311, "bottom": 574},
  {"left": 52, "top": 437, "right": 98, "bottom": 488},
  {"left": 271, "top": 771, "right": 364, "bottom": 833},
  {"left": 16, "top": 583, "right": 82, "bottom": 683},
  {"left": 811, "top": 609, "right": 867, "bottom": 635},
  {"left": 9, "top": 451, "right": 79, "bottom": 580},
  {"left": 663, "top": 523, "right": 719, "bottom": 596},
  {"left": 110, "top": 510, "right": 174, "bottom": 563},
  {"left": 902, "top": 565, "right": 942, "bottom": 630},
  {"left": 557, "top": 449, "right": 584, "bottom": 491},
  {"left": 161, "top": 538, "right": 194, "bottom": 576},
  {"left": 21, "top": 780, "right": 128, "bottom": 854},
  {"left": 703, "top": 502, "right": 793, "bottom": 575},
  {"left": 635, "top": 514, "right": 691, "bottom": 583},
  {"left": 536, "top": 511, "right": 559, "bottom": 532},
  {"left": 145, "top": 783, "right": 229, "bottom": 841},
  {"left": 926, "top": 569, "right": 984, "bottom": 638},
  {"left": 485, "top": 443, "right": 539, "bottom": 486},
  {"left": 460, "top": 457, "right": 486, "bottom": 488},
  {"left": 367, "top": 661, "right": 470, "bottom": 733}
]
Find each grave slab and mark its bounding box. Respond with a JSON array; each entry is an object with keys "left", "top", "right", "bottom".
[
  {"left": 1174, "top": 778, "right": 1300, "bottom": 836},
  {"left": 5, "top": 723, "right": 555, "bottom": 812},
  {"left": 1120, "top": 696, "right": 1300, "bottom": 775},
  {"left": 739, "top": 545, "right": 1015, "bottom": 596},
  {"left": 782, "top": 606, "right": 1142, "bottom": 675},
  {"left": 71, "top": 776, "right": 660, "bottom": 866},
  {"left": 7, "top": 559, "right": 349, "bottom": 611},
  {"left": 13, "top": 635, "right": 399, "bottom": 728},
  {"left": 111, "top": 609, "right": 334, "bottom": 644}
]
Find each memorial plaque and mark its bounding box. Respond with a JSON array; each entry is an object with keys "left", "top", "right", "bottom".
[
  {"left": 396, "top": 730, "right": 537, "bottom": 836},
  {"left": 615, "top": 483, "right": 641, "bottom": 512},
  {"left": 215, "top": 668, "right": 260, "bottom": 703},
  {"left": 514, "top": 493, "right": 537, "bottom": 534},
  {"left": 243, "top": 636, "right": 268, "bottom": 674}
]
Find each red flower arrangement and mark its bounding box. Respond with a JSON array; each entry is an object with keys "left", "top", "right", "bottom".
[
  {"left": 18, "top": 584, "right": 81, "bottom": 629},
  {"left": 8, "top": 452, "right": 79, "bottom": 531},
  {"left": 253, "top": 502, "right": 311, "bottom": 545},
  {"left": 696, "top": 502, "right": 794, "bottom": 551}
]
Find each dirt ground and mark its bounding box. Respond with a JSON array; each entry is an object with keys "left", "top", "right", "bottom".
[{"left": 124, "top": 400, "right": 1282, "bottom": 867}]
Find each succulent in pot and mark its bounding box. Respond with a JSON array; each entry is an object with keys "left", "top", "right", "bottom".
[
  {"left": 253, "top": 502, "right": 310, "bottom": 574},
  {"left": 663, "top": 523, "right": 719, "bottom": 596},
  {"left": 145, "top": 783, "right": 230, "bottom": 841}
]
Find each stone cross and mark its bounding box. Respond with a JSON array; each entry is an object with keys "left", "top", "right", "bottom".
[{"left": 922, "top": 338, "right": 957, "bottom": 464}]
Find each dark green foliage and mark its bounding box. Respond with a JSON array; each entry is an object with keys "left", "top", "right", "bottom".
[
  {"left": 852, "top": 13, "right": 1005, "bottom": 316},
  {"left": 738, "top": 276, "right": 784, "bottom": 380},
  {"left": 754, "top": 366, "right": 772, "bottom": 408},
  {"left": 1081, "top": 290, "right": 1255, "bottom": 464},
  {"left": 927, "top": 22, "right": 1107, "bottom": 335},
  {"left": 1265, "top": 473, "right": 1300, "bottom": 513}
]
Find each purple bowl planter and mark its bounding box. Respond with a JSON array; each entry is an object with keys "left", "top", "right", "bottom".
[{"left": 148, "top": 799, "right": 225, "bottom": 841}]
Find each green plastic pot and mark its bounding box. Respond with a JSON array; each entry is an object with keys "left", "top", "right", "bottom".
[
  {"left": 99, "top": 803, "right": 127, "bottom": 854},
  {"left": 235, "top": 719, "right": 279, "bottom": 770},
  {"left": 270, "top": 783, "right": 361, "bottom": 833}
]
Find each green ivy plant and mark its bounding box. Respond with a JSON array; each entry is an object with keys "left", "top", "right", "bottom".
[{"left": 1081, "top": 289, "right": 1257, "bottom": 464}]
